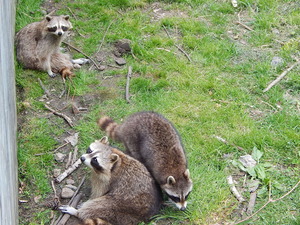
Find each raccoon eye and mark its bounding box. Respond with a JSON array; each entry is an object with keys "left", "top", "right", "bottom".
[
  {"left": 167, "top": 194, "right": 180, "bottom": 203},
  {"left": 48, "top": 26, "right": 57, "bottom": 32},
  {"left": 62, "top": 26, "right": 68, "bottom": 31},
  {"left": 86, "top": 147, "right": 93, "bottom": 153},
  {"left": 91, "top": 157, "right": 103, "bottom": 171}
]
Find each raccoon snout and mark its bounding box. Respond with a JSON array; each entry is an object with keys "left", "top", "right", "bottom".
[
  {"left": 57, "top": 31, "right": 63, "bottom": 36},
  {"left": 80, "top": 156, "right": 86, "bottom": 162},
  {"left": 180, "top": 206, "right": 186, "bottom": 211}
]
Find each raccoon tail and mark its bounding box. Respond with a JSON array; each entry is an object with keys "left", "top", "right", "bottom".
[
  {"left": 98, "top": 116, "right": 119, "bottom": 141},
  {"left": 80, "top": 218, "right": 112, "bottom": 225}
]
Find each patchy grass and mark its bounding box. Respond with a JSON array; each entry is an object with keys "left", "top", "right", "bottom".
[{"left": 16, "top": 0, "right": 299, "bottom": 224}]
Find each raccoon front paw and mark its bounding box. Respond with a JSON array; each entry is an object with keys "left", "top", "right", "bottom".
[
  {"left": 48, "top": 71, "right": 57, "bottom": 78},
  {"left": 59, "top": 205, "right": 78, "bottom": 216}
]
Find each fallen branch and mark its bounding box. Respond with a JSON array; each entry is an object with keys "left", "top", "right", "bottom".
[
  {"left": 125, "top": 66, "right": 132, "bottom": 103},
  {"left": 235, "top": 179, "right": 300, "bottom": 224},
  {"left": 62, "top": 42, "right": 102, "bottom": 71},
  {"left": 45, "top": 104, "right": 74, "bottom": 128},
  {"left": 247, "top": 191, "right": 257, "bottom": 214},
  {"left": 55, "top": 158, "right": 82, "bottom": 183},
  {"left": 236, "top": 21, "right": 254, "bottom": 31},
  {"left": 227, "top": 175, "right": 245, "bottom": 202},
  {"left": 65, "top": 152, "right": 72, "bottom": 169},
  {"left": 38, "top": 78, "right": 51, "bottom": 97},
  {"left": 72, "top": 146, "right": 78, "bottom": 165},
  {"left": 213, "top": 135, "right": 245, "bottom": 151},
  {"left": 55, "top": 192, "right": 83, "bottom": 225},
  {"left": 263, "top": 60, "right": 300, "bottom": 92},
  {"left": 162, "top": 25, "right": 192, "bottom": 62}
]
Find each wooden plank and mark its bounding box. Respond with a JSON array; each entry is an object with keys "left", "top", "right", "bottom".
[{"left": 0, "top": 0, "right": 18, "bottom": 224}]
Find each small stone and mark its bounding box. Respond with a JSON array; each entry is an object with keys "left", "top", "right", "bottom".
[
  {"left": 66, "top": 184, "right": 77, "bottom": 191},
  {"left": 64, "top": 133, "right": 79, "bottom": 146},
  {"left": 53, "top": 169, "right": 61, "bottom": 178},
  {"left": 61, "top": 187, "right": 75, "bottom": 199},
  {"left": 115, "top": 58, "right": 126, "bottom": 66},
  {"left": 271, "top": 56, "right": 284, "bottom": 68},
  {"left": 34, "top": 195, "right": 42, "bottom": 203},
  {"left": 66, "top": 179, "right": 75, "bottom": 185},
  {"left": 239, "top": 155, "right": 257, "bottom": 168},
  {"left": 55, "top": 153, "right": 66, "bottom": 163},
  {"left": 99, "top": 65, "right": 106, "bottom": 71}
]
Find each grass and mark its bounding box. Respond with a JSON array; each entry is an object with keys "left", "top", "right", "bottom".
[{"left": 16, "top": 0, "right": 299, "bottom": 224}]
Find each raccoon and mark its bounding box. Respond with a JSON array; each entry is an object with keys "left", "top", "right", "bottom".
[
  {"left": 15, "top": 15, "right": 74, "bottom": 78},
  {"left": 59, "top": 137, "right": 162, "bottom": 225},
  {"left": 98, "top": 111, "right": 193, "bottom": 211}
]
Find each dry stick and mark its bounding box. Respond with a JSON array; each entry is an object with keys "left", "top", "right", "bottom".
[
  {"left": 55, "top": 158, "right": 82, "bottom": 183},
  {"left": 54, "top": 176, "right": 86, "bottom": 225},
  {"left": 66, "top": 6, "right": 78, "bottom": 20},
  {"left": 62, "top": 41, "right": 102, "bottom": 71},
  {"left": 227, "top": 175, "right": 245, "bottom": 202},
  {"left": 96, "top": 20, "right": 114, "bottom": 55},
  {"left": 125, "top": 66, "right": 132, "bottom": 103},
  {"left": 235, "top": 179, "right": 300, "bottom": 224},
  {"left": 263, "top": 60, "right": 300, "bottom": 92},
  {"left": 53, "top": 142, "right": 69, "bottom": 153},
  {"left": 156, "top": 47, "right": 178, "bottom": 55},
  {"left": 247, "top": 191, "right": 257, "bottom": 214},
  {"left": 55, "top": 193, "right": 83, "bottom": 225},
  {"left": 162, "top": 25, "right": 192, "bottom": 62},
  {"left": 213, "top": 135, "right": 245, "bottom": 151},
  {"left": 65, "top": 152, "right": 73, "bottom": 169},
  {"left": 72, "top": 146, "right": 78, "bottom": 165},
  {"left": 38, "top": 78, "right": 51, "bottom": 97},
  {"left": 45, "top": 104, "right": 74, "bottom": 127},
  {"left": 236, "top": 21, "right": 254, "bottom": 31}
]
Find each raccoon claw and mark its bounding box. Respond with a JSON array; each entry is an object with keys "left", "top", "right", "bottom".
[{"left": 59, "top": 205, "right": 78, "bottom": 216}]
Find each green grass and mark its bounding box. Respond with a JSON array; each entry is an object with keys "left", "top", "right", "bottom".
[{"left": 16, "top": 0, "right": 299, "bottom": 224}]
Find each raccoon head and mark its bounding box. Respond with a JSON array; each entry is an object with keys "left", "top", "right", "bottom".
[
  {"left": 161, "top": 169, "right": 193, "bottom": 211},
  {"left": 45, "top": 15, "right": 72, "bottom": 37},
  {"left": 80, "top": 137, "right": 118, "bottom": 174}
]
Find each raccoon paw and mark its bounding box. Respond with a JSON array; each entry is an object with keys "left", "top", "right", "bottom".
[
  {"left": 59, "top": 205, "right": 78, "bottom": 216},
  {"left": 48, "top": 72, "right": 58, "bottom": 78}
]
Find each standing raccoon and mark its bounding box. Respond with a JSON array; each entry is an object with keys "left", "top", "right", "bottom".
[
  {"left": 59, "top": 137, "right": 162, "bottom": 225},
  {"left": 98, "top": 111, "right": 193, "bottom": 211},
  {"left": 15, "top": 15, "right": 74, "bottom": 78}
]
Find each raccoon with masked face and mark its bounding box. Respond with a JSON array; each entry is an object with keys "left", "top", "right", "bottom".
[
  {"left": 98, "top": 111, "right": 193, "bottom": 211},
  {"left": 59, "top": 137, "right": 162, "bottom": 225},
  {"left": 15, "top": 15, "right": 74, "bottom": 78}
]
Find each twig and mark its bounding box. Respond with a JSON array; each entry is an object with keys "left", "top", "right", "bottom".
[
  {"left": 62, "top": 42, "right": 102, "bottom": 71},
  {"left": 227, "top": 175, "right": 245, "bottom": 202},
  {"left": 235, "top": 179, "right": 300, "bottom": 224},
  {"left": 263, "top": 60, "right": 300, "bottom": 92},
  {"left": 45, "top": 104, "right": 74, "bottom": 127},
  {"left": 55, "top": 158, "right": 82, "bottom": 183},
  {"left": 72, "top": 146, "right": 78, "bottom": 165},
  {"left": 247, "top": 191, "right": 257, "bottom": 214},
  {"left": 125, "top": 66, "right": 132, "bottom": 103},
  {"left": 162, "top": 25, "right": 192, "bottom": 62},
  {"left": 174, "top": 44, "right": 192, "bottom": 62},
  {"left": 51, "top": 180, "right": 58, "bottom": 199},
  {"left": 156, "top": 48, "right": 178, "bottom": 55},
  {"left": 55, "top": 192, "right": 83, "bottom": 225},
  {"left": 47, "top": 9, "right": 57, "bottom": 17},
  {"left": 96, "top": 20, "right": 114, "bottom": 55},
  {"left": 236, "top": 21, "right": 254, "bottom": 31},
  {"left": 65, "top": 152, "right": 72, "bottom": 169},
  {"left": 38, "top": 78, "right": 51, "bottom": 97},
  {"left": 66, "top": 6, "right": 78, "bottom": 20},
  {"left": 213, "top": 135, "right": 245, "bottom": 151},
  {"left": 53, "top": 142, "right": 69, "bottom": 153}
]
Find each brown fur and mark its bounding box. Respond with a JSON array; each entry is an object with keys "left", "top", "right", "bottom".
[
  {"left": 71, "top": 138, "right": 162, "bottom": 225},
  {"left": 98, "top": 111, "right": 193, "bottom": 210},
  {"left": 15, "top": 15, "right": 74, "bottom": 78}
]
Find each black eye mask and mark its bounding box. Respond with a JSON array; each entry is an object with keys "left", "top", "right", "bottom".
[
  {"left": 48, "top": 26, "right": 57, "bottom": 32},
  {"left": 91, "top": 157, "right": 103, "bottom": 171}
]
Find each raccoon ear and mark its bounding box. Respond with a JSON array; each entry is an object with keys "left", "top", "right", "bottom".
[
  {"left": 99, "top": 136, "right": 109, "bottom": 145},
  {"left": 110, "top": 153, "right": 119, "bottom": 163},
  {"left": 45, "top": 16, "right": 52, "bottom": 22},
  {"left": 167, "top": 176, "right": 176, "bottom": 185},
  {"left": 183, "top": 169, "right": 190, "bottom": 179},
  {"left": 64, "top": 15, "right": 70, "bottom": 20}
]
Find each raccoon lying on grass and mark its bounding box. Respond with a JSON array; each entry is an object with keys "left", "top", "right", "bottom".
[
  {"left": 99, "top": 111, "right": 193, "bottom": 211},
  {"left": 59, "top": 137, "right": 162, "bottom": 225}
]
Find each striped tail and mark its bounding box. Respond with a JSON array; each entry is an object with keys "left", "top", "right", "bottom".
[
  {"left": 80, "top": 218, "right": 112, "bottom": 225},
  {"left": 98, "top": 116, "right": 119, "bottom": 141}
]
